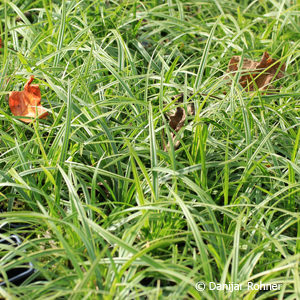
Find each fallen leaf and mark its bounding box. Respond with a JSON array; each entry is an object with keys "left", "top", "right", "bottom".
[
  {"left": 227, "top": 52, "right": 285, "bottom": 92},
  {"left": 168, "top": 105, "right": 186, "bottom": 132},
  {"left": 164, "top": 94, "right": 195, "bottom": 151},
  {"left": 9, "top": 76, "right": 48, "bottom": 123},
  {"left": 168, "top": 93, "right": 195, "bottom": 130}
]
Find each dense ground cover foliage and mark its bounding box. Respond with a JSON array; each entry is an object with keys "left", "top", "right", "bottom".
[{"left": 0, "top": 0, "right": 299, "bottom": 299}]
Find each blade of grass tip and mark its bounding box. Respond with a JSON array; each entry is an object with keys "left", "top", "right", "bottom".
[
  {"left": 168, "top": 186, "right": 213, "bottom": 283},
  {"left": 193, "top": 19, "right": 219, "bottom": 109},
  {"left": 55, "top": 81, "right": 72, "bottom": 205},
  {"left": 54, "top": 0, "right": 66, "bottom": 67},
  {"left": 191, "top": 122, "right": 205, "bottom": 187},
  {"left": 149, "top": 103, "right": 158, "bottom": 201}
]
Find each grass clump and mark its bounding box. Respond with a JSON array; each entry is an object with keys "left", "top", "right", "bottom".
[{"left": 0, "top": 0, "right": 299, "bottom": 299}]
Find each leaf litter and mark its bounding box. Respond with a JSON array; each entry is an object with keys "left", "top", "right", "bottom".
[
  {"left": 9, "top": 76, "right": 48, "bottom": 123},
  {"left": 163, "top": 52, "right": 286, "bottom": 150},
  {"left": 164, "top": 93, "right": 194, "bottom": 151},
  {"left": 227, "top": 51, "right": 285, "bottom": 92}
]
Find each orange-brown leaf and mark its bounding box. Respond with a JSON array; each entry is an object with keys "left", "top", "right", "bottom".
[
  {"left": 9, "top": 76, "right": 48, "bottom": 123},
  {"left": 227, "top": 52, "right": 285, "bottom": 92}
]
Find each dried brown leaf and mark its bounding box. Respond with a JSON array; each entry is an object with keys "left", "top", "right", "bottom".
[
  {"left": 164, "top": 93, "right": 195, "bottom": 151},
  {"left": 168, "top": 106, "right": 186, "bottom": 132},
  {"left": 227, "top": 52, "right": 285, "bottom": 92}
]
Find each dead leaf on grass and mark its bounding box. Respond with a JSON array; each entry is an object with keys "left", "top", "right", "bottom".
[
  {"left": 9, "top": 76, "right": 48, "bottom": 123},
  {"left": 164, "top": 93, "right": 195, "bottom": 151},
  {"left": 227, "top": 52, "right": 285, "bottom": 92},
  {"left": 168, "top": 93, "right": 195, "bottom": 130}
]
